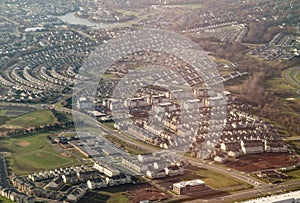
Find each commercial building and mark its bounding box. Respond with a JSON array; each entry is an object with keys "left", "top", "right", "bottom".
[
  {"left": 173, "top": 179, "right": 206, "bottom": 195},
  {"left": 242, "top": 190, "right": 300, "bottom": 203}
]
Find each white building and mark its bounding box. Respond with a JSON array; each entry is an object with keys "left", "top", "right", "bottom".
[
  {"left": 77, "top": 97, "right": 92, "bottom": 109},
  {"left": 241, "top": 140, "right": 264, "bottom": 154},
  {"left": 93, "top": 162, "right": 120, "bottom": 177},
  {"left": 173, "top": 179, "right": 206, "bottom": 195},
  {"left": 87, "top": 178, "right": 107, "bottom": 190},
  {"left": 242, "top": 190, "right": 300, "bottom": 203}
]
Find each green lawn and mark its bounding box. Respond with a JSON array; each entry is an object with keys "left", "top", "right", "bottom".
[
  {"left": 266, "top": 77, "right": 292, "bottom": 91},
  {"left": 0, "top": 196, "right": 14, "bottom": 203},
  {"left": 0, "top": 106, "right": 35, "bottom": 118},
  {"left": 80, "top": 191, "right": 130, "bottom": 203},
  {"left": 0, "top": 133, "right": 79, "bottom": 175},
  {"left": 290, "top": 140, "right": 300, "bottom": 149},
  {"left": 0, "top": 115, "right": 9, "bottom": 125},
  {"left": 4, "top": 110, "right": 57, "bottom": 128},
  {"left": 285, "top": 168, "right": 300, "bottom": 179},
  {"left": 188, "top": 168, "right": 243, "bottom": 189},
  {"left": 107, "top": 193, "right": 130, "bottom": 203}
]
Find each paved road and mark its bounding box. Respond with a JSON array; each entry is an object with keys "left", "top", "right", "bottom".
[{"left": 283, "top": 66, "right": 300, "bottom": 87}]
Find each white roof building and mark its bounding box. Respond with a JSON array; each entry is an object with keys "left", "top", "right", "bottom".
[
  {"left": 242, "top": 190, "right": 300, "bottom": 203},
  {"left": 173, "top": 179, "right": 206, "bottom": 195}
]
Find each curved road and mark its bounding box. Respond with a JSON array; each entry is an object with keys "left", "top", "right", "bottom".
[{"left": 283, "top": 66, "right": 300, "bottom": 88}]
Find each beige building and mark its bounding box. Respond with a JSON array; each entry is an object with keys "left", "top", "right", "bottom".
[{"left": 173, "top": 179, "right": 206, "bottom": 195}]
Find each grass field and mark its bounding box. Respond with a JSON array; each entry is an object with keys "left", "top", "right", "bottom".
[
  {"left": 0, "top": 106, "right": 36, "bottom": 125},
  {"left": 157, "top": 164, "right": 246, "bottom": 191},
  {"left": 0, "top": 133, "right": 79, "bottom": 175},
  {"left": 286, "top": 169, "right": 300, "bottom": 179},
  {"left": 288, "top": 140, "right": 300, "bottom": 154},
  {"left": 266, "top": 77, "right": 293, "bottom": 91},
  {"left": 3, "top": 110, "right": 57, "bottom": 128},
  {"left": 106, "top": 193, "right": 130, "bottom": 203},
  {"left": 0, "top": 106, "right": 35, "bottom": 118},
  {"left": 187, "top": 168, "right": 243, "bottom": 189},
  {"left": 0, "top": 196, "right": 14, "bottom": 203},
  {"left": 79, "top": 191, "right": 129, "bottom": 203},
  {"left": 289, "top": 140, "right": 300, "bottom": 148}
]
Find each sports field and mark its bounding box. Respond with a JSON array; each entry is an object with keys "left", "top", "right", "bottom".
[
  {"left": 0, "top": 133, "right": 79, "bottom": 175},
  {"left": 3, "top": 110, "right": 57, "bottom": 128}
]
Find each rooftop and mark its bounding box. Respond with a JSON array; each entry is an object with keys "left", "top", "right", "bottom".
[
  {"left": 173, "top": 179, "right": 205, "bottom": 188},
  {"left": 242, "top": 190, "right": 300, "bottom": 203}
]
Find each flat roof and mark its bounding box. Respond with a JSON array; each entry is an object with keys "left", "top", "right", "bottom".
[
  {"left": 159, "top": 102, "right": 173, "bottom": 106},
  {"left": 242, "top": 190, "right": 300, "bottom": 203},
  {"left": 173, "top": 179, "right": 205, "bottom": 188}
]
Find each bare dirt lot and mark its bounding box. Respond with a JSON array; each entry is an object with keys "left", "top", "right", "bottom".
[
  {"left": 16, "top": 141, "right": 30, "bottom": 147},
  {"left": 226, "top": 153, "right": 298, "bottom": 172},
  {"left": 128, "top": 183, "right": 170, "bottom": 203}
]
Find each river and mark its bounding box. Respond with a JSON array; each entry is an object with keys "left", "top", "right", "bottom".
[{"left": 57, "top": 12, "right": 118, "bottom": 28}]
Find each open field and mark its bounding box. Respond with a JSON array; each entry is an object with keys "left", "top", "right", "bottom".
[
  {"left": 0, "top": 106, "right": 35, "bottom": 118},
  {"left": 285, "top": 168, "right": 300, "bottom": 179},
  {"left": 2, "top": 110, "right": 57, "bottom": 128},
  {"left": 157, "top": 165, "right": 245, "bottom": 190},
  {"left": 289, "top": 140, "right": 300, "bottom": 148},
  {"left": 0, "top": 196, "right": 14, "bottom": 203},
  {"left": 266, "top": 77, "right": 293, "bottom": 91},
  {"left": 287, "top": 140, "right": 300, "bottom": 154},
  {"left": 0, "top": 106, "right": 36, "bottom": 125},
  {"left": 226, "top": 153, "right": 297, "bottom": 172},
  {"left": 0, "top": 133, "right": 79, "bottom": 175},
  {"left": 79, "top": 183, "right": 168, "bottom": 203}
]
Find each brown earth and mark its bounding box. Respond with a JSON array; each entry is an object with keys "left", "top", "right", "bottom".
[
  {"left": 16, "top": 141, "right": 30, "bottom": 147},
  {"left": 61, "top": 152, "right": 71, "bottom": 158},
  {"left": 226, "top": 153, "right": 298, "bottom": 172},
  {"left": 127, "top": 183, "right": 170, "bottom": 203}
]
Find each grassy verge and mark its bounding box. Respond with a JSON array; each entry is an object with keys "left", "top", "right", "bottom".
[
  {"left": 285, "top": 168, "right": 300, "bottom": 179},
  {"left": 187, "top": 168, "right": 244, "bottom": 189},
  {"left": 286, "top": 140, "right": 300, "bottom": 154}
]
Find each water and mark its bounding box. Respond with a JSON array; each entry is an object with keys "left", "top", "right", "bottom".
[{"left": 57, "top": 12, "right": 118, "bottom": 28}]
